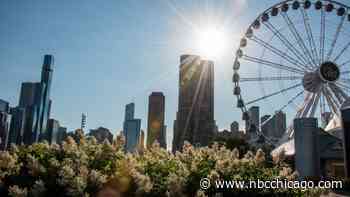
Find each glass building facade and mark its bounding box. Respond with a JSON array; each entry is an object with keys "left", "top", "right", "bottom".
[{"left": 123, "top": 103, "right": 141, "bottom": 152}]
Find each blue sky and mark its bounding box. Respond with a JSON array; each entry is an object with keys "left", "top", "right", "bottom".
[{"left": 1, "top": 0, "right": 349, "bottom": 148}]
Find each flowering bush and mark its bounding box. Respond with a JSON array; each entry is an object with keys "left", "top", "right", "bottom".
[{"left": 0, "top": 135, "right": 324, "bottom": 197}]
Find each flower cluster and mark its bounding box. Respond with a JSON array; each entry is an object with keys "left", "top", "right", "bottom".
[{"left": 0, "top": 135, "right": 323, "bottom": 197}]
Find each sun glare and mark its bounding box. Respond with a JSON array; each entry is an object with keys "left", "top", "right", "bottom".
[{"left": 195, "top": 27, "right": 228, "bottom": 60}]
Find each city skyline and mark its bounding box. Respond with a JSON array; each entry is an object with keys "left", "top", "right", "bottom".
[{"left": 2, "top": 0, "right": 348, "bottom": 149}]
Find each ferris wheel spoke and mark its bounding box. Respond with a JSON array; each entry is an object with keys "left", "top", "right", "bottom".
[
  {"left": 328, "top": 84, "right": 347, "bottom": 105},
  {"left": 327, "top": 15, "right": 345, "bottom": 61},
  {"left": 310, "top": 92, "right": 321, "bottom": 117},
  {"left": 245, "top": 83, "right": 302, "bottom": 105},
  {"left": 341, "top": 70, "right": 350, "bottom": 76},
  {"left": 320, "top": 93, "right": 326, "bottom": 115},
  {"left": 250, "top": 36, "right": 307, "bottom": 71},
  {"left": 264, "top": 22, "right": 311, "bottom": 68},
  {"left": 330, "top": 83, "right": 349, "bottom": 100},
  {"left": 301, "top": 93, "right": 317, "bottom": 117},
  {"left": 279, "top": 90, "right": 304, "bottom": 111},
  {"left": 320, "top": 9, "right": 326, "bottom": 64},
  {"left": 339, "top": 60, "right": 350, "bottom": 68},
  {"left": 325, "top": 85, "right": 341, "bottom": 107},
  {"left": 322, "top": 87, "right": 339, "bottom": 115},
  {"left": 240, "top": 76, "right": 302, "bottom": 82},
  {"left": 242, "top": 55, "right": 305, "bottom": 74},
  {"left": 281, "top": 12, "right": 318, "bottom": 68},
  {"left": 333, "top": 42, "right": 350, "bottom": 63},
  {"left": 336, "top": 82, "right": 350, "bottom": 91},
  {"left": 301, "top": 8, "right": 319, "bottom": 64}
]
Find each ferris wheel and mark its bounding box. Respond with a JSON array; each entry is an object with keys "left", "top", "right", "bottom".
[{"left": 233, "top": 0, "right": 350, "bottom": 144}]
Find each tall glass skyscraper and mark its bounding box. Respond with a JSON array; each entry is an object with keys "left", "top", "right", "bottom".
[
  {"left": 123, "top": 103, "right": 141, "bottom": 152},
  {"left": 9, "top": 55, "right": 54, "bottom": 145},
  {"left": 147, "top": 92, "right": 166, "bottom": 148},
  {"left": 173, "top": 55, "right": 216, "bottom": 151},
  {"left": 0, "top": 99, "right": 10, "bottom": 150},
  {"left": 38, "top": 55, "right": 54, "bottom": 141}
]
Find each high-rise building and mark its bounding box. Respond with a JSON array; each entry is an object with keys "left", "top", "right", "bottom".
[
  {"left": 161, "top": 125, "right": 167, "bottom": 148},
  {"left": 19, "top": 82, "right": 42, "bottom": 144},
  {"left": 8, "top": 107, "right": 26, "bottom": 146},
  {"left": 173, "top": 55, "right": 216, "bottom": 151},
  {"left": 147, "top": 92, "right": 166, "bottom": 148},
  {"left": 9, "top": 55, "right": 54, "bottom": 145},
  {"left": 123, "top": 103, "right": 141, "bottom": 152},
  {"left": 57, "top": 126, "right": 67, "bottom": 144},
  {"left": 89, "top": 127, "right": 113, "bottom": 144},
  {"left": 0, "top": 99, "right": 10, "bottom": 150},
  {"left": 230, "top": 121, "right": 239, "bottom": 133},
  {"left": 261, "top": 111, "right": 286, "bottom": 138},
  {"left": 246, "top": 106, "right": 260, "bottom": 134},
  {"left": 47, "top": 119, "right": 60, "bottom": 144},
  {"left": 274, "top": 110, "right": 286, "bottom": 137},
  {"left": 125, "top": 103, "right": 135, "bottom": 121},
  {"left": 38, "top": 55, "right": 54, "bottom": 141},
  {"left": 138, "top": 129, "right": 145, "bottom": 150}
]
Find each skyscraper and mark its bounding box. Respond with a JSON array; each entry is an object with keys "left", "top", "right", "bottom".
[
  {"left": 8, "top": 107, "right": 26, "bottom": 146},
  {"left": 261, "top": 111, "right": 286, "bottom": 138},
  {"left": 0, "top": 99, "right": 10, "bottom": 150},
  {"left": 123, "top": 103, "right": 141, "bottom": 152},
  {"left": 47, "top": 119, "right": 60, "bottom": 144},
  {"left": 147, "top": 92, "right": 166, "bottom": 148},
  {"left": 173, "top": 55, "right": 216, "bottom": 151},
  {"left": 138, "top": 129, "right": 145, "bottom": 151},
  {"left": 57, "top": 126, "right": 67, "bottom": 144},
  {"left": 246, "top": 106, "right": 260, "bottom": 134},
  {"left": 38, "top": 55, "right": 54, "bottom": 141},
  {"left": 9, "top": 55, "right": 54, "bottom": 145},
  {"left": 19, "top": 82, "right": 42, "bottom": 144}
]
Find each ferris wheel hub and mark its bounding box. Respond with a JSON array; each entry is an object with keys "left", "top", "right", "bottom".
[
  {"left": 302, "top": 61, "right": 340, "bottom": 93},
  {"left": 319, "top": 61, "right": 340, "bottom": 82}
]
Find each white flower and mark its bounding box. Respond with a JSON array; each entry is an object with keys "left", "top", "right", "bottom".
[
  {"left": 0, "top": 151, "right": 17, "bottom": 168},
  {"left": 254, "top": 149, "right": 265, "bottom": 164},
  {"left": 27, "top": 155, "right": 46, "bottom": 176},
  {"left": 89, "top": 170, "right": 107, "bottom": 188},
  {"left": 131, "top": 169, "right": 153, "bottom": 194},
  {"left": 8, "top": 185, "right": 28, "bottom": 197},
  {"left": 195, "top": 190, "right": 207, "bottom": 197}
]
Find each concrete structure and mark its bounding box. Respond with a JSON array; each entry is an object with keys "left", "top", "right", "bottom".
[
  {"left": 123, "top": 103, "right": 141, "bottom": 152},
  {"left": 0, "top": 99, "right": 10, "bottom": 150},
  {"left": 341, "top": 100, "right": 350, "bottom": 177},
  {"left": 147, "top": 92, "right": 166, "bottom": 148},
  {"left": 173, "top": 55, "right": 216, "bottom": 151},
  {"left": 294, "top": 118, "right": 320, "bottom": 178},
  {"left": 47, "top": 119, "right": 60, "bottom": 144},
  {"left": 89, "top": 127, "right": 113, "bottom": 144}
]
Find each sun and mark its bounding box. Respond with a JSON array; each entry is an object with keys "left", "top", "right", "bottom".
[{"left": 195, "top": 27, "right": 228, "bottom": 60}]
